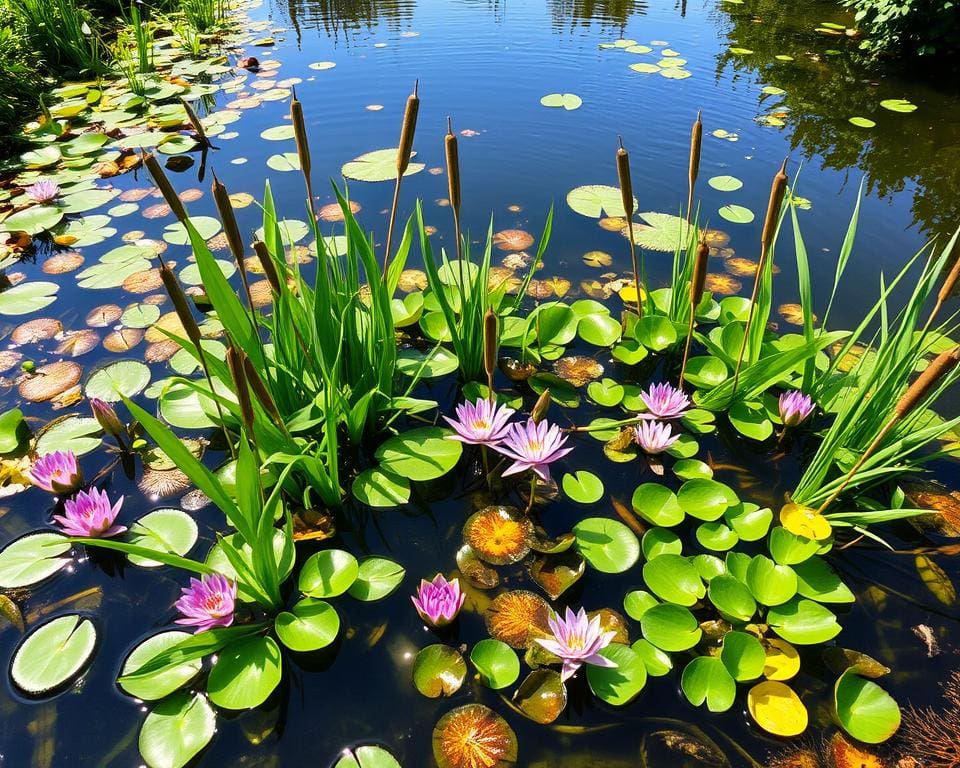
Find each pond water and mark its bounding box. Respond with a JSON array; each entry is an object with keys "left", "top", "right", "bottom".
[{"left": 1, "top": 0, "right": 959, "bottom": 765}]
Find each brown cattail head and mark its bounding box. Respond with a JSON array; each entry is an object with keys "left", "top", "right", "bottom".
[
  {"left": 616, "top": 136, "right": 635, "bottom": 219},
  {"left": 180, "top": 97, "right": 210, "bottom": 146},
  {"left": 761, "top": 156, "right": 789, "bottom": 252},
  {"left": 531, "top": 389, "right": 552, "bottom": 424},
  {"left": 158, "top": 262, "right": 202, "bottom": 349},
  {"left": 241, "top": 354, "right": 282, "bottom": 424},
  {"left": 937, "top": 250, "right": 960, "bottom": 306},
  {"left": 688, "top": 110, "right": 703, "bottom": 189},
  {"left": 290, "top": 92, "right": 311, "bottom": 179},
  {"left": 397, "top": 81, "right": 420, "bottom": 175},
  {"left": 445, "top": 116, "right": 461, "bottom": 217},
  {"left": 690, "top": 240, "right": 710, "bottom": 308},
  {"left": 253, "top": 240, "right": 282, "bottom": 294},
  {"left": 483, "top": 308, "right": 498, "bottom": 380},
  {"left": 212, "top": 174, "right": 245, "bottom": 265},
  {"left": 226, "top": 346, "right": 255, "bottom": 435},
  {"left": 895, "top": 345, "right": 960, "bottom": 417},
  {"left": 143, "top": 152, "right": 188, "bottom": 222}
]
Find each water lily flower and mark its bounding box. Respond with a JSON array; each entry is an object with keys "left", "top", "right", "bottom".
[
  {"left": 26, "top": 179, "right": 59, "bottom": 204},
  {"left": 633, "top": 419, "right": 680, "bottom": 454},
  {"left": 779, "top": 390, "right": 814, "bottom": 427},
  {"left": 443, "top": 398, "right": 515, "bottom": 446},
  {"left": 639, "top": 382, "right": 690, "bottom": 420},
  {"left": 493, "top": 417, "right": 573, "bottom": 481},
  {"left": 53, "top": 487, "right": 125, "bottom": 538},
  {"left": 27, "top": 450, "right": 83, "bottom": 494},
  {"left": 536, "top": 607, "right": 618, "bottom": 682},
  {"left": 175, "top": 573, "right": 237, "bottom": 632},
  {"left": 89, "top": 397, "right": 124, "bottom": 439},
  {"left": 411, "top": 573, "right": 465, "bottom": 628}
]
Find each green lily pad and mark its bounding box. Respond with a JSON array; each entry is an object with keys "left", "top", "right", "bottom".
[
  {"left": 275, "top": 598, "right": 340, "bottom": 652},
  {"left": 351, "top": 468, "right": 411, "bottom": 508},
  {"left": 2, "top": 206, "right": 63, "bottom": 235},
  {"left": 85, "top": 360, "right": 151, "bottom": 402},
  {"left": 299, "top": 549, "right": 359, "bottom": 597},
  {"left": 162, "top": 216, "right": 222, "bottom": 246},
  {"left": 632, "top": 483, "right": 684, "bottom": 527},
  {"left": 562, "top": 470, "right": 604, "bottom": 504},
  {"left": 0, "top": 281, "right": 59, "bottom": 315},
  {"left": 375, "top": 427, "right": 462, "bottom": 481},
  {"left": 573, "top": 517, "right": 640, "bottom": 574},
  {"left": 629, "top": 212, "right": 695, "bottom": 252},
  {"left": 540, "top": 93, "right": 582, "bottom": 110},
  {"left": 11, "top": 614, "right": 97, "bottom": 694},
  {"left": 334, "top": 746, "right": 401, "bottom": 768},
  {"left": 640, "top": 603, "right": 702, "bottom": 651},
  {"left": 678, "top": 478, "right": 736, "bottom": 521},
  {"left": 767, "top": 597, "right": 841, "bottom": 644},
  {"left": 641, "top": 527, "right": 683, "bottom": 560},
  {"left": 0, "top": 532, "right": 71, "bottom": 589},
  {"left": 470, "top": 639, "right": 520, "bottom": 689},
  {"left": 879, "top": 98, "right": 916, "bottom": 113},
  {"left": 120, "top": 631, "right": 202, "bottom": 701},
  {"left": 127, "top": 509, "right": 198, "bottom": 568},
  {"left": 207, "top": 636, "right": 282, "bottom": 709},
  {"left": 718, "top": 204, "right": 755, "bottom": 224},
  {"left": 708, "top": 573, "right": 757, "bottom": 622},
  {"left": 768, "top": 526, "right": 820, "bottom": 565},
  {"left": 341, "top": 148, "right": 424, "bottom": 182},
  {"left": 631, "top": 638, "right": 673, "bottom": 676},
  {"left": 720, "top": 630, "right": 766, "bottom": 681},
  {"left": 414, "top": 644, "right": 467, "bottom": 698},
  {"left": 139, "top": 691, "right": 215, "bottom": 768},
  {"left": 849, "top": 116, "right": 876, "bottom": 128},
  {"left": 725, "top": 502, "right": 773, "bottom": 541},
  {"left": 681, "top": 656, "right": 736, "bottom": 712},
  {"left": 587, "top": 644, "right": 647, "bottom": 705},
  {"left": 834, "top": 669, "right": 901, "bottom": 743},
  {"left": 623, "top": 590, "right": 659, "bottom": 621},
  {"left": 708, "top": 175, "right": 743, "bottom": 192},
  {"left": 566, "top": 185, "right": 636, "bottom": 218},
  {"left": 348, "top": 557, "right": 406, "bottom": 601},
  {"left": 793, "top": 557, "right": 854, "bottom": 603},
  {"left": 643, "top": 554, "right": 705, "bottom": 606},
  {"left": 745, "top": 555, "right": 798, "bottom": 606}
]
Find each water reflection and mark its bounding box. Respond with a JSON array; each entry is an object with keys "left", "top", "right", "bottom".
[
  {"left": 714, "top": 0, "right": 960, "bottom": 238},
  {"left": 548, "top": 0, "right": 649, "bottom": 32},
  {"left": 279, "top": 0, "right": 416, "bottom": 44}
]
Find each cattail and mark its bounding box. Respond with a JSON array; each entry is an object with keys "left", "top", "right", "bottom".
[
  {"left": 158, "top": 262, "right": 202, "bottom": 349},
  {"left": 690, "top": 240, "right": 709, "bottom": 308},
  {"left": 938, "top": 252, "right": 960, "bottom": 306},
  {"left": 687, "top": 110, "right": 702, "bottom": 224},
  {"left": 762, "top": 157, "right": 789, "bottom": 252},
  {"left": 483, "top": 308, "right": 498, "bottom": 397},
  {"left": 531, "top": 389, "right": 551, "bottom": 424},
  {"left": 616, "top": 137, "right": 635, "bottom": 219},
  {"left": 180, "top": 97, "right": 210, "bottom": 147},
  {"left": 226, "top": 346, "right": 255, "bottom": 435},
  {"left": 211, "top": 174, "right": 245, "bottom": 265},
  {"left": 253, "top": 240, "right": 282, "bottom": 294},
  {"left": 397, "top": 81, "right": 420, "bottom": 176},
  {"left": 241, "top": 354, "right": 282, "bottom": 425},
  {"left": 290, "top": 91, "right": 313, "bottom": 207},
  {"left": 445, "top": 117, "right": 461, "bottom": 216},
  {"left": 143, "top": 152, "right": 188, "bottom": 222},
  {"left": 896, "top": 346, "right": 960, "bottom": 417}
]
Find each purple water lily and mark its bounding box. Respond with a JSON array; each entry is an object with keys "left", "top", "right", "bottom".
[
  {"left": 633, "top": 420, "right": 680, "bottom": 454},
  {"left": 536, "top": 607, "right": 618, "bottom": 682},
  {"left": 493, "top": 417, "right": 573, "bottom": 482},
  {"left": 443, "top": 398, "right": 515, "bottom": 446},
  {"left": 27, "top": 451, "right": 83, "bottom": 494},
  {"left": 89, "top": 398, "right": 124, "bottom": 439},
  {"left": 779, "top": 390, "right": 815, "bottom": 427},
  {"left": 411, "top": 573, "right": 465, "bottom": 628},
  {"left": 639, "top": 382, "right": 690, "bottom": 420},
  {"left": 27, "top": 179, "right": 59, "bottom": 204},
  {"left": 175, "top": 573, "right": 237, "bottom": 632},
  {"left": 53, "top": 487, "right": 125, "bottom": 538}
]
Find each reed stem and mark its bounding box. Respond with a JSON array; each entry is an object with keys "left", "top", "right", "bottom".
[
  {"left": 383, "top": 81, "right": 419, "bottom": 276},
  {"left": 686, "top": 110, "right": 702, "bottom": 228},
  {"left": 679, "top": 239, "right": 709, "bottom": 387},
  {"left": 617, "top": 137, "right": 642, "bottom": 317}
]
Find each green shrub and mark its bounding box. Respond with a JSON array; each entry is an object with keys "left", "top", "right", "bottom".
[{"left": 843, "top": 0, "right": 960, "bottom": 60}]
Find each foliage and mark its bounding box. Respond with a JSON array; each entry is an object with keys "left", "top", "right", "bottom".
[
  {"left": 5, "top": 0, "right": 105, "bottom": 74},
  {"left": 842, "top": 0, "right": 960, "bottom": 61}
]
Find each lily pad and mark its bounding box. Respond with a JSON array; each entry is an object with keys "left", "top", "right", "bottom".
[
  {"left": 127, "top": 509, "right": 198, "bottom": 567},
  {"left": 120, "top": 631, "right": 202, "bottom": 701},
  {"left": 540, "top": 93, "right": 582, "bottom": 110},
  {"left": 470, "top": 639, "right": 520, "bottom": 689},
  {"left": 566, "top": 185, "right": 636, "bottom": 218},
  {"left": 681, "top": 656, "right": 736, "bottom": 712},
  {"left": 413, "top": 644, "right": 467, "bottom": 698},
  {"left": 834, "top": 669, "right": 901, "bottom": 743},
  {"left": 85, "top": 360, "right": 151, "bottom": 402},
  {"left": 513, "top": 669, "right": 567, "bottom": 723},
  {"left": 573, "top": 517, "right": 640, "bottom": 573},
  {"left": 718, "top": 204, "right": 755, "bottom": 224},
  {"left": 11, "top": 614, "right": 97, "bottom": 694},
  {"left": 375, "top": 427, "right": 462, "bottom": 481},
  {"left": 0, "top": 532, "right": 71, "bottom": 589},
  {"left": 341, "top": 148, "right": 424, "bottom": 182},
  {"left": 139, "top": 691, "right": 215, "bottom": 768},
  {"left": 0, "top": 281, "right": 59, "bottom": 315},
  {"left": 587, "top": 644, "right": 647, "bottom": 705}
]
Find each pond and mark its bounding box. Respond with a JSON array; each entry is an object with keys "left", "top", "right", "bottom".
[{"left": 0, "top": 0, "right": 959, "bottom": 766}]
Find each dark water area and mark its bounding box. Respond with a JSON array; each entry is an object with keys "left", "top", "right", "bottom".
[{"left": 1, "top": 0, "right": 960, "bottom": 765}]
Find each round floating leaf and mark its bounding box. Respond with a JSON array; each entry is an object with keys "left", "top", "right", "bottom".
[
  {"left": 396, "top": 347, "right": 459, "bottom": 378},
  {"left": 120, "top": 631, "right": 201, "bottom": 701},
  {"left": 334, "top": 746, "right": 401, "bottom": 768},
  {"left": 260, "top": 124, "right": 296, "bottom": 140},
  {"left": 121, "top": 303, "right": 162, "bottom": 329},
  {"left": 587, "top": 378, "right": 625, "bottom": 406},
  {"left": 767, "top": 597, "right": 841, "bottom": 644},
  {"left": 678, "top": 478, "right": 735, "bottom": 521},
  {"left": 641, "top": 603, "right": 702, "bottom": 652},
  {"left": 745, "top": 555, "right": 798, "bottom": 606},
  {"left": 642, "top": 527, "right": 682, "bottom": 560},
  {"left": 793, "top": 557, "right": 854, "bottom": 603},
  {"left": 162, "top": 216, "right": 222, "bottom": 246},
  {"left": 681, "top": 656, "right": 736, "bottom": 712},
  {"left": 708, "top": 175, "right": 743, "bottom": 192},
  {"left": 11, "top": 614, "right": 97, "bottom": 694},
  {"left": 696, "top": 522, "right": 739, "bottom": 551},
  {"left": 413, "top": 644, "right": 467, "bottom": 698},
  {"left": 348, "top": 557, "right": 405, "bottom": 601},
  {"left": 834, "top": 669, "right": 900, "bottom": 743},
  {"left": 513, "top": 669, "right": 567, "bottom": 723},
  {"left": 631, "top": 638, "right": 672, "bottom": 676},
  {"left": 632, "top": 483, "right": 684, "bottom": 527},
  {"left": 0, "top": 281, "right": 60, "bottom": 315},
  {"left": 708, "top": 573, "right": 757, "bottom": 623},
  {"left": 127, "top": 509, "right": 198, "bottom": 567},
  {"left": 433, "top": 704, "right": 517, "bottom": 768},
  {"left": 299, "top": 549, "right": 359, "bottom": 597},
  {"left": 0, "top": 532, "right": 71, "bottom": 589},
  {"left": 2, "top": 207, "right": 63, "bottom": 236},
  {"left": 768, "top": 526, "right": 820, "bottom": 565},
  {"left": 352, "top": 468, "right": 410, "bottom": 508},
  {"left": 562, "top": 470, "right": 604, "bottom": 503},
  {"left": 341, "top": 148, "right": 424, "bottom": 182},
  {"left": 659, "top": 67, "right": 692, "bottom": 79},
  {"left": 578, "top": 313, "right": 622, "bottom": 346},
  {"left": 635, "top": 315, "right": 678, "bottom": 351},
  {"left": 643, "top": 554, "right": 705, "bottom": 606},
  {"left": 623, "top": 590, "right": 659, "bottom": 621},
  {"left": 879, "top": 98, "right": 916, "bottom": 113},
  {"left": 85, "top": 360, "right": 151, "bottom": 402},
  {"left": 207, "top": 635, "right": 282, "bottom": 709},
  {"left": 683, "top": 357, "right": 728, "bottom": 388},
  {"left": 629, "top": 62, "right": 660, "bottom": 73},
  {"left": 729, "top": 400, "right": 773, "bottom": 441},
  {"left": 587, "top": 644, "right": 647, "bottom": 705},
  {"left": 720, "top": 631, "right": 766, "bottom": 681},
  {"left": 748, "top": 681, "right": 808, "bottom": 736},
  {"left": 718, "top": 205, "right": 755, "bottom": 224},
  {"left": 179, "top": 259, "right": 236, "bottom": 286},
  {"left": 60, "top": 189, "right": 119, "bottom": 214},
  {"left": 725, "top": 502, "right": 773, "bottom": 541},
  {"left": 470, "top": 639, "right": 520, "bottom": 689},
  {"left": 275, "top": 598, "right": 340, "bottom": 652},
  {"left": 694, "top": 554, "right": 726, "bottom": 582},
  {"left": 139, "top": 691, "right": 215, "bottom": 768},
  {"left": 540, "top": 93, "right": 582, "bottom": 110},
  {"left": 266, "top": 152, "right": 301, "bottom": 172},
  {"left": 485, "top": 590, "right": 550, "bottom": 648},
  {"left": 764, "top": 638, "right": 801, "bottom": 681},
  {"left": 35, "top": 415, "right": 102, "bottom": 457},
  {"left": 566, "top": 185, "right": 636, "bottom": 218},
  {"left": 375, "top": 427, "right": 462, "bottom": 481},
  {"left": 573, "top": 517, "right": 640, "bottom": 573},
  {"left": 849, "top": 116, "right": 876, "bottom": 128},
  {"left": 463, "top": 506, "right": 533, "bottom": 566}
]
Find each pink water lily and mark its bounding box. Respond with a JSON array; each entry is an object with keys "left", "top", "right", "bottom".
[
  {"left": 493, "top": 417, "right": 573, "bottom": 481},
  {"left": 27, "top": 451, "right": 83, "bottom": 494},
  {"left": 89, "top": 397, "right": 124, "bottom": 438},
  {"left": 27, "top": 179, "right": 59, "bottom": 204},
  {"left": 443, "top": 399, "right": 515, "bottom": 446},
  {"left": 536, "top": 607, "right": 618, "bottom": 682},
  {"left": 639, "top": 382, "right": 690, "bottom": 420},
  {"left": 53, "top": 487, "right": 125, "bottom": 538},
  {"left": 633, "top": 419, "right": 680, "bottom": 454},
  {"left": 779, "top": 390, "right": 814, "bottom": 427},
  {"left": 411, "top": 573, "right": 465, "bottom": 628},
  {"left": 175, "top": 573, "right": 237, "bottom": 632}
]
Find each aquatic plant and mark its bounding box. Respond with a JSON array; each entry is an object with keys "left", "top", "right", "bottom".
[
  {"left": 26, "top": 179, "right": 58, "bottom": 203},
  {"left": 26, "top": 449, "right": 82, "bottom": 494},
  {"left": 180, "top": 0, "right": 226, "bottom": 33},
  {"left": 443, "top": 398, "right": 516, "bottom": 446},
  {"left": 535, "top": 607, "right": 617, "bottom": 682},
  {"left": 53, "top": 486, "right": 125, "bottom": 538},
  {"left": 633, "top": 419, "right": 680, "bottom": 454},
  {"left": 7, "top": 0, "right": 105, "bottom": 73},
  {"left": 412, "top": 573, "right": 465, "bottom": 628},
  {"left": 779, "top": 390, "right": 814, "bottom": 427},
  {"left": 493, "top": 418, "right": 573, "bottom": 482},
  {"left": 640, "top": 382, "right": 690, "bottom": 419},
  {"left": 175, "top": 573, "right": 237, "bottom": 632}
]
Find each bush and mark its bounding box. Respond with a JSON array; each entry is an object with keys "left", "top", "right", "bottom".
[
  {"left": 843, "top": 0, "right": 960, "bottom": 60},
  {"left": 0, "top": 5, "right": 46, "bottom": 151}
]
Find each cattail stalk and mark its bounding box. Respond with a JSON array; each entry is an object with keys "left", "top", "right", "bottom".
[
  {"left": 290, "top": 91, "right": 314, "bottom": 215},
  {"left": 241, "top": 354, "right": 285, "bottom": 430},
  {"left": 180, "top": 97, "right": 211, "bottom": 147},
  {"left": 253, "top": 240, "right": 282, "bottom": 295},
  {"left": 483, "top": 308, "right": 497, "bottom": 401},
  {"left": 686, "top": 110, "right": 702, "bottom": 227},
  {"left": 383, "top": 81, "right": 419, "bottom": 276},
  {"left": 679, "top": 240, "right": 710, "bottom": 386},
  {"left": 143, "top": 152, "right": 188, "bottom": 222},
  {"left": 212, "top": 174, "right": 255, "bottom": 314},
  {"left": 226, "top": 346, "right": 264, "bottom": 501},
  {"left": 445, "top": 116, "right": 462, "bottom": 264},
  {"left": 816, "top": 345, "right": 960, "bottom": 515},
  {"left": 158, "top": 261, "right": 233, "bottom": 456},
  {"left": 731, "top": 157, "right": 789, "bottom": 399},
  {"left": 924, "top": 245, "right": 960, "bottom": 329},
  {"left": 617, "top": 137, "right": 642, "bottom": 318}
]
